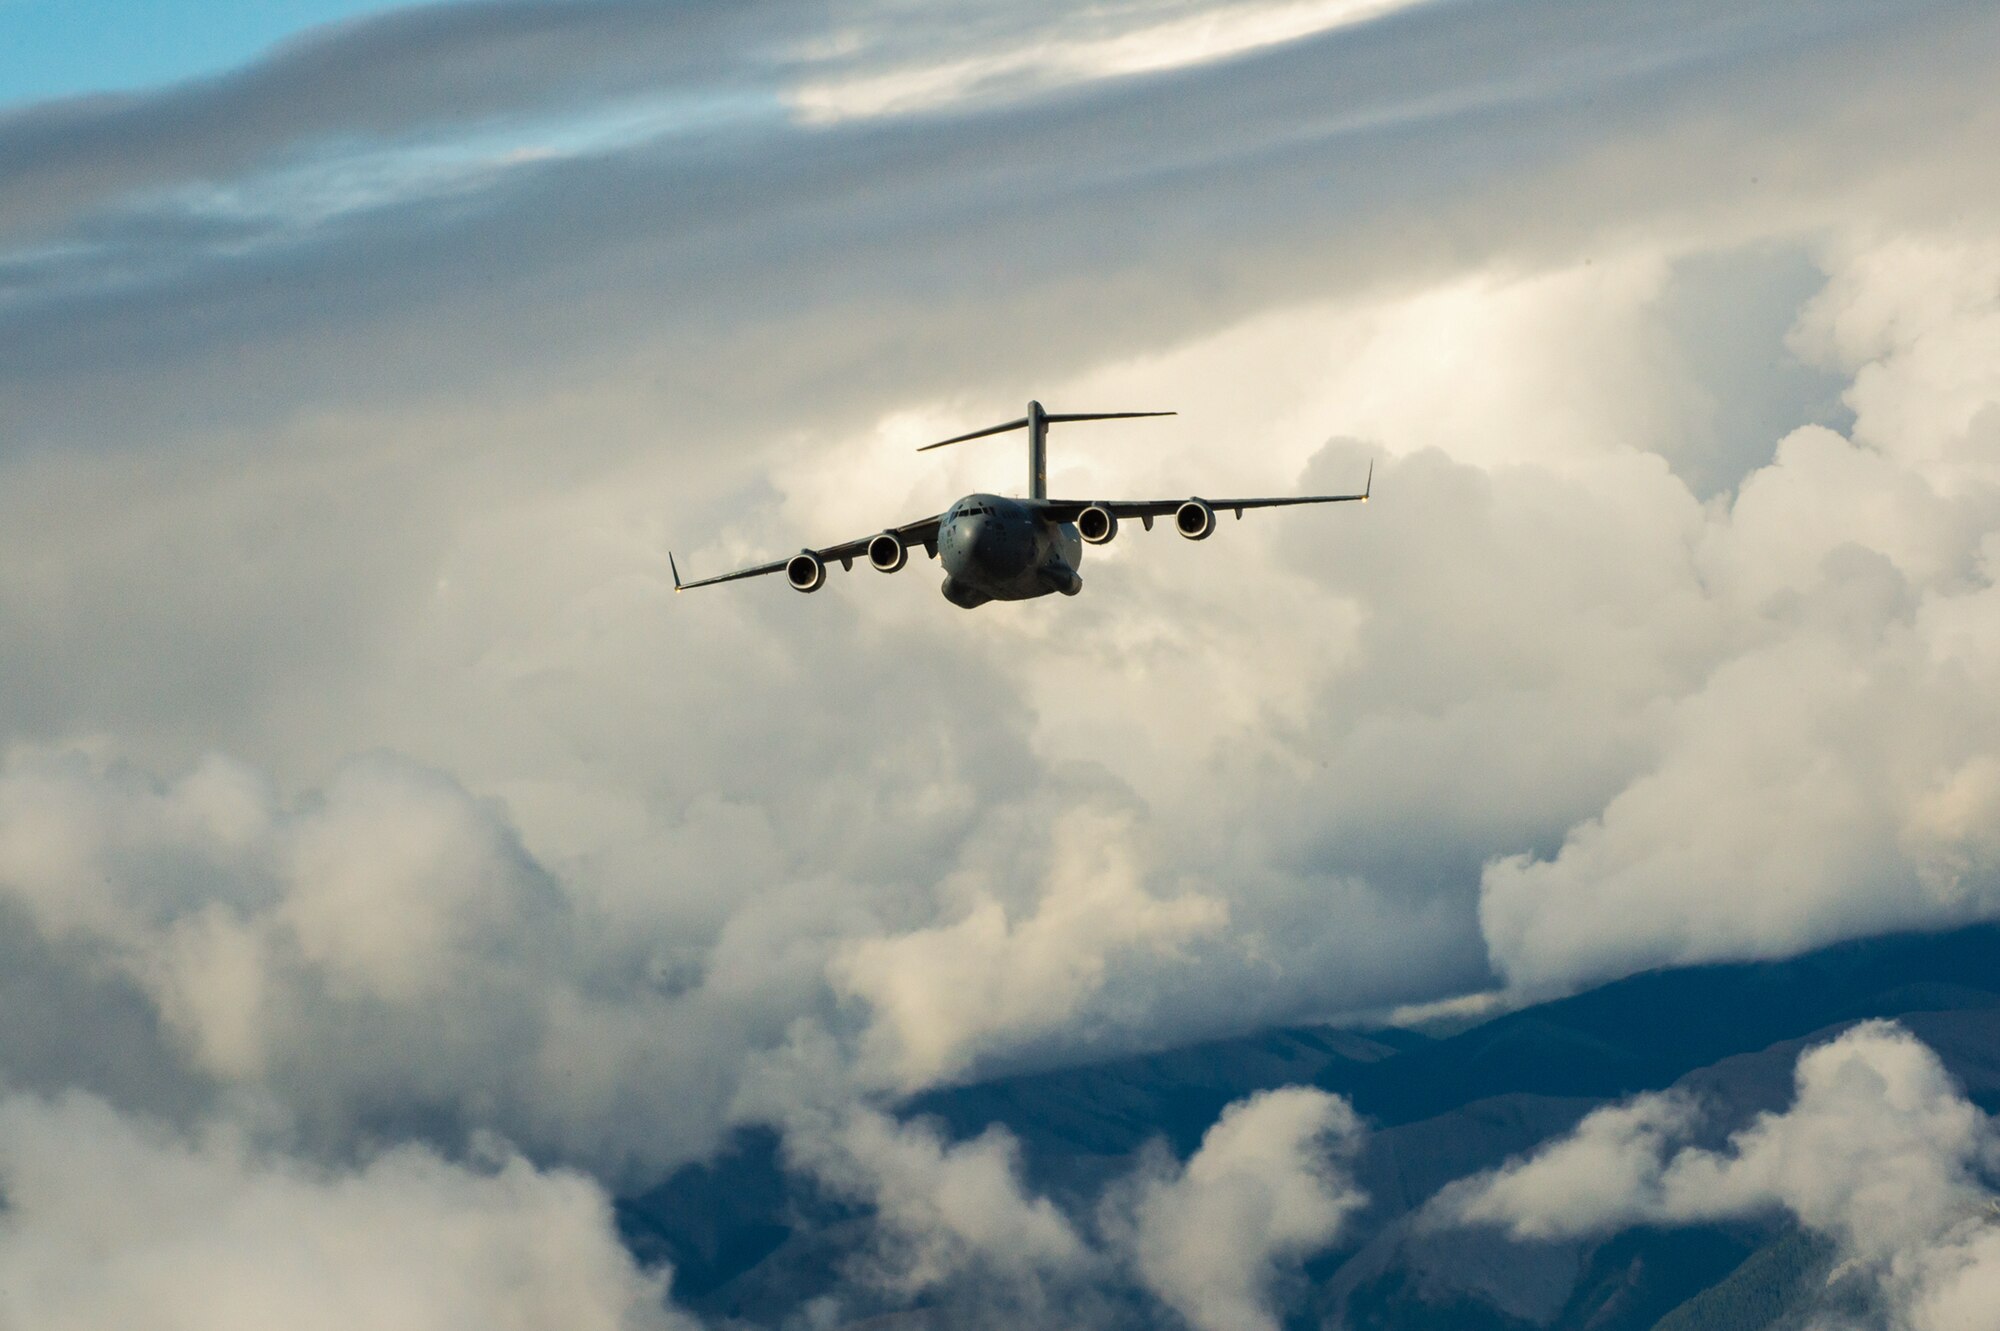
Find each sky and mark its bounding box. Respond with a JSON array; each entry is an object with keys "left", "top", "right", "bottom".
[
  {"left": 0, "top": 0, "right": 432, "bottom": 106},
  {"left": 4, "top": 0, "right": 2000, "bottom": 1326}
]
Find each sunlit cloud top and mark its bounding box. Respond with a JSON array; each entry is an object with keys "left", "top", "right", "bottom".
[{"left": 787, "top": 0, "right": 1435, "bottom": 123}]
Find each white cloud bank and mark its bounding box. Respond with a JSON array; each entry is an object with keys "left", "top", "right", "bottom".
[
  {"left": 1434, "top": 1022, "right": 2000, "bottom": 1330},
  {"left": 0, "top": 747, "right": 692, "bottom": 1171},
  {"left": 830, "top": 809, "right": 1227, "bottom": 1090},
  {"left": 1478, "top": 235, "right": 2000, "bottom": 993},
  {"left": 0, "top": 744, "right": 1246, "bottom": 1187},
  {"left": 0, "top": 1091, "right": 690, "bottom": 1331}
]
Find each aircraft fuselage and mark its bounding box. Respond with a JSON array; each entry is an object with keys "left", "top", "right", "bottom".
[{"left": 937, "top": 493, "right": 1082, "bottom": 609}]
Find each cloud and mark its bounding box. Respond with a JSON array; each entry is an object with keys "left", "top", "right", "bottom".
[
  {"left": 786, "top": 0, "right": 1430, "bottom": 123},
  {"left": 824, "top": 1109, "right": 1087, "bottom": 1293},
  {"left": 0, "top": 746, "right": 795, "bottom": 1178},
  {"left": 0, "top": 737, "right": 1217, "bottom": 1181},
  {"left": 1478, "top": 234, "right": 2000, "bottom": 993},
  {"left": 0, "top": 1089, "right": 691, "bottom": 1331},
  {"left": 732, "top": 1026, "right": 1090, "bottom": 1324},
  {"left": 741, "top": 1034, "right": 1368, "bottom": 1328},
  {"left": 771, "top": 1095, "right": 1089, "bottom": 1304},
  {"left": 1434, "top": 1022, "right": 2000, "bottom": 1330},
  {"left": 1434, "top": 1091, "right": 1701, "bottom": 1241},
  {"left": 1121, "top": 1087, "right": 1368, "bottom": 1331},
  {"left": 10, "top": 0, "right": 1996, "bottom": 454},
  {"left": 0, "top": 1, "right": 794, "bottom": 243},
  {"left": 830, "top": 808, "right": 1227, "bottom": 1089}
]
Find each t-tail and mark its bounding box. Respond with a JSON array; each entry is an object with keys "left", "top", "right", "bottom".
[{"left": 917, "top": 401, "right": 1175, "bottom": 499}]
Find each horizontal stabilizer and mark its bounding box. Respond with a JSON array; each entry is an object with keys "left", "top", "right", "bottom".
[
  {"left": 917, "top": 416, "right": 1031, "bottom": 451},
  {"left": 917, "top": 409, "right": 1174, "bottom": 452}
]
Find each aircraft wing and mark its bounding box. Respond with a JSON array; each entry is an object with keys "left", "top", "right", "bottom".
[
  {"left": 671, "top": 512, "right": 945, "bottom": 591},
  {"left": 1042, "top": 463, "right": 1370, "bottom": 525}
]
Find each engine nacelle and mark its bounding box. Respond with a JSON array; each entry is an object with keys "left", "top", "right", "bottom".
[
  {"left": 1175, "top": 499, "right": 1216, "bottom": 541},
  {"left": 867, "top": 532, "right": 908, "bottom": 573},
  {"left": 1076, "top": 505, "right": 1119, "bottom": 545},
  {"left": 786, "top": 551, "right": 827, "bottom": 592}
]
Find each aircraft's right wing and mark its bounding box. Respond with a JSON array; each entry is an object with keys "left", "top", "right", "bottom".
[{"left": 670, "top": 511, "right": 945, "bottom": 592}]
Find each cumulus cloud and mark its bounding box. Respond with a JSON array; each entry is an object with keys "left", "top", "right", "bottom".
[
  {"left": 1121, "top": 1086, "right": 1368, "bottom": 1331},
  {"left": 1479, "top": 234, "right": 2000, "bottom": 992},
  {"left": 761, "top": 1088, "right": 1089, "bottom": 1307},
  {"left": 733, "top": 1021, "right": 1086, "bottom": 1316},
  {"left": 1436, "top": 1092, "right": 1701, "bottom": 1241},
  {"left": 0, "top": 735, "right": 1238, "bottom": 1179},
  {"left": 1435, "top": 1022, "right": 2000, "bottom": 1330},
  {"left": 822, "top": 1109, "right": 1088, "bottom": 1294},
  {"left": 0, "top": 746, "right": 771, "bottom": 1177},
  {"left": 0, "top": 1090, "right": 690, "bottom": 1331},
  {"left": 830, "top": 809, "right": 1226, "bottom": 1089}
]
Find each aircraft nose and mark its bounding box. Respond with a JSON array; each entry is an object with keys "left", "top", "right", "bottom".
[
  {"left": 969, "top": 514, "right": 1029, "bottom": 574},
  {"left": 969, "top": 515, "right": 1004, "bottom": 562}
]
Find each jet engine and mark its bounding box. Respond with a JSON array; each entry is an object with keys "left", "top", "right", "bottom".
[
  {"left": 1077, "top": 505, "right": 1119, "bottom": 545},
  {"left": 1175, "top": 499, "right": 1216, "bottom": 541},
  {"left": 867, "top": 532, "right": 908, "bottom": 573},
  {"left": 786, "top": 551, "right": 827, "bottom": 592}
]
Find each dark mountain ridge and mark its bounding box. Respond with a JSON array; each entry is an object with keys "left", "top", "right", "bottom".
[{"left": 619, "top": 921, "right": 2000, "bottom": 1327}]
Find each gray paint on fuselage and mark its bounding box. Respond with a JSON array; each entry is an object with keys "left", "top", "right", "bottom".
[{"left": 937, "top": 493, "right": 1083, "bottom": 608}]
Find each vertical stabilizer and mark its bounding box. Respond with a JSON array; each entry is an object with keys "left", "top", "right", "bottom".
[{"left": 1027, "top": 400, "right": 1049, "bottom": 499}]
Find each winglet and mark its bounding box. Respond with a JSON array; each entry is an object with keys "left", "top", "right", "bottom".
[
  {"left": 1363, "top": 460, "right": 1372, "bottom": 502},
  {"left": 669, "top": 551, "right": 683, "bottom": 592}
]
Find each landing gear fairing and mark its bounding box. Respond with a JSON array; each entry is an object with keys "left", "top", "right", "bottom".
[{"left": 670, "top": 402, "right": 1370, "bottom": 609}]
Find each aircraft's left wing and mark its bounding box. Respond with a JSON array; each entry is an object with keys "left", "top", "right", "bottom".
[
  {"left": 1041, "top": 464, "right": 1370, "bottom": 526},
  {"left": 671, "top": 512, "right": 945, "bottom": 592}
]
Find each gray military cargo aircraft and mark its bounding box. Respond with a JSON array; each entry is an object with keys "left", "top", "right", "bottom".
[{"left": 670, "top": 402, "right": 1369, "bottom": 609}]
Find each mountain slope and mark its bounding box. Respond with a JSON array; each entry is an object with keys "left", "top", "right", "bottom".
[{"left": 616, "top": 921, "right": 2000, "bottom": 1326}]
